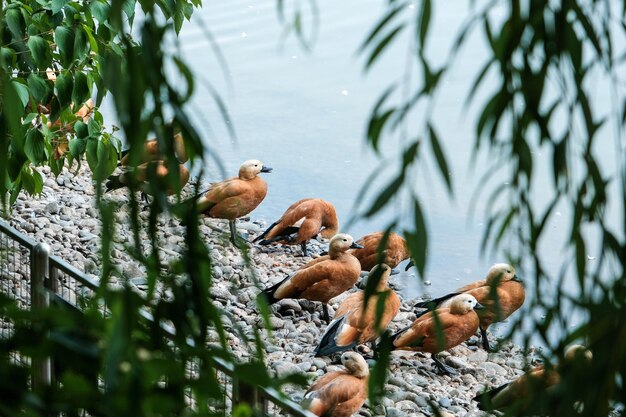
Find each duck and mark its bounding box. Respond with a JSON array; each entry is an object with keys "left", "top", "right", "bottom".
[
  {"left": 119, "top": 131, "right": 188, "bottom": 166},
  {"left": 187, "top": 160, "right": 272, "bottom": 244},
  {"left": 413, "top": 263, "right": 525, "bottom": 351},
  {"left": 349, "top": 231, "right": 409, "bottom": 271},
  {"left": 315, "top": 264, "right": 401, "bottom": 357},
  {"left": 387, "top": 293, "right": 484, "bottom": 375},
  {"left": 474, "top": 345, "right": 592, "bottom": 412},
  {"left": 253, "top": 198, "right": 339, "bottom": 256},
  {"left": 105, "top": 161, "right": 190, "bottom": 202},
  {"left": 259, "top": 233, "right": 363, "bottom": 322},
  {"left": 302, "top": 351, "right": 369, "bottom": 417}
]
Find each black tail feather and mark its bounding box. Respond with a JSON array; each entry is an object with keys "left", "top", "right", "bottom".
[
  {"left": 105, "top": 175, "right": 123, "bottom": 193},
  {"left": 473, "top": 382, "right": 509, "bottom": 410},
  {"left": 252, "top": 221, "right": 279, "bottom": 243},
  {"left": 258, "top": 275, "right": 290, "bottom": 305},
  {"left": 314, "top": 316, "right": 357, "bottom": 357},
  {"left": 414, "top": 292, "right": 462, "bottom": 310}
]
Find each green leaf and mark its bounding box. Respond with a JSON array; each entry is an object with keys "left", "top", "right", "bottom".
[
  {"left": 69, "top": 137, "right": 87, "bottom": 157},
  {"left": 25, "top": 128, "right": 46, "bottom": 164},
  {"left": 405, "top": 199, "right": 428, "bottom": 278},
  {"left": 74, "top": 121, "right": 89, "bottom": 138},
  {"left": 27, "top": 35, "right": 50, "bottom": 68},
  {"left": 55, "top": 26, "right": 75, "bottom": 65},
  {"left": 11, "top": 80, "right": 30, "bottom": 108},
  {"left": 360, "top": 2, "right": 406, "bottom": 52},
  {"left": 90, "top": 0, "right": 110, "bottom": 23},
  {"left": 417, "top": 0, "right": 431, "bottom": 48},
  {"left": 6, "top": 9, "right": 24, "bottom": 39},
  {"left": 427, "top": 124, "right": 452, "bottom": 193},
  {"left": 27, "top": 74, "right": 51, "bottom": 103},
  {"left": 74, "top": 27, "right": 90, "bottom": 61},
  {"left": 88, "top": 118, "right": 101, "bottom": 136},
  {"left": 72, "top": 72, "right": 90, "bottom": 106},
  {"left": 86, "top": 137, "right": 98, "bottom": 173},
  {"left": 55, "top": 72, "right": 73, "bottom": 108},
  {"left": 365, "top": 174, "right": 404, "bottom": 217},
  {"left": 1, "top": 47, "right": 17, "bottom": 68},
  {"left": 51, "top": 0, "right": 69, "bottom": 14},
  {"left": 365, "top": 24, "right": 405, "bottom": 70},
  {"left": 21, "top": 168, "right": 36, "bottom": 194}
]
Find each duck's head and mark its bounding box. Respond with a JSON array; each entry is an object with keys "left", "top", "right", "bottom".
[
  {"left": 485, "top": 263, "right": 522, "bottom": 285},
  {"left": 341, "top": 351, "right": 369, "bottom": 378},
  {"left": 329, "top": 233, "right": 363, "bottom": 254},
  {"left": 449, "top": 294, "right": 484, "bottom": 314},
  {"left": 239, "top": 159, "right": 273, "bottom": 180},
  {"left": 564, "top": 344, "right": 593, "bottom": 362}
]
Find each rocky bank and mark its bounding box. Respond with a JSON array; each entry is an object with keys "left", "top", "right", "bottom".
[{"left": 6, "top": 164, "right": 541, "bottom": 417}]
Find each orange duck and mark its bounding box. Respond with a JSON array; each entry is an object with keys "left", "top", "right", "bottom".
[
  {"left": 388, "top": 294, "right": 484, "bottom": 375},
  {"left": 188, "top": 159, "right": 271, "bottom": 244},
  {"left": 302, "top": 351, "right": 368, "bottom": 417},
  {"left": 474, "top": 345, "right": 592, "bottom": 412},
  {"left": 253, "top": 198, "right": 339, "bottom": 256},
  {"left": 414, "top": 263, "right": 525, "bottom": 351},
  {"left": 119, "top": 131, "right": 188, "bottom": 166},
  {"left": 315, "top": 264, "right": 401, "bottom": 357},
  {"left": 260, "top": 233, "right": 362, "bottom": 322},
  {"left": 105, "top": 160, "right": 190, "bottom": 202},
  {"left": 349, "top": 232, "right": 409, "bottom": 271}
]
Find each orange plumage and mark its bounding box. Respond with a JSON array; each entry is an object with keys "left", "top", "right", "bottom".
[
  {"left": 260, "top": 234, "right": 363, "bottom": 321},
  {"left": 105, "top": 161, "right": 190, "bottom": 197},
  {"left": 390, "top": 294, "right": 484, "bottom": 374},
  {"left": 303, "top": 352, "right": 368, "bottom": 417},
  {"left": 254, "top": 198, "right": 339, "bottom": 256},
  {"left": 315, "top": 264, "right": 401, "bottom": 357},
  {"left": 187, "top": 160, "right": 272, "bottom": 243},
  {"left": 474, "top": 345, "right": 592, "bottom": 412},
  {"left": 349, "top": 232, "right": 409, "bottom": 271},
  {"left": 415, "top": 263, "right": 525, "bottom": 351},
  {"left": 120, "top": 132, "right": 188, "bottom": 166}
]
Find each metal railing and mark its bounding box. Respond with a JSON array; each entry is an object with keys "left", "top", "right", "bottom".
[{"left": 0, "top": 219, "right": 314, "bottom": 417}]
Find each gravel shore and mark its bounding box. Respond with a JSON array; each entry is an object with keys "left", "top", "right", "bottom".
[{"left": 5, "top": 164, "right": 539, "bottom": 417}]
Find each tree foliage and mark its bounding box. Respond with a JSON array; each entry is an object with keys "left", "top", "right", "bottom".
[{"left": 358, "top": 0, "right": 626, "bottom": 414}]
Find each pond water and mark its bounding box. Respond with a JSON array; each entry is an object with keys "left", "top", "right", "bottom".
[
  {"left": 176, "top": 0, "right": 501, "bottom": 298},
  {"left": 106, "top": 1, "right": 623, "bottom": 344}
]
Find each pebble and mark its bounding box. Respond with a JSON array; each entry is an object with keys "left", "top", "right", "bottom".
[{"left": 3, "top": 163, "right": 551, "bottom": 417}]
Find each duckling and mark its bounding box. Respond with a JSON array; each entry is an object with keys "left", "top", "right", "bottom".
[
  {"left": 260, "top": 234, "right": 362, "bottom": 322},
  {"left": 388, "top": 294, "right": 484, "bottom": 375},
  {"left": 253, "top": 198, "right": 339, "bottom": 256},
  {"left": 120, "top": 131, "right": 188, "bottom": 166},
  {"left": 187, "top": 160, "right": 271, "bottom": 244},
  {"left": 302, "top": 351, "right": 368, "bottom": 417},
  {"left": 315, "top": 264, "right": 400, "bottom": 357},
  {"left": 105, "top": 161, "right": 190, "bottom": 202},
  {"left": 474, "top": 345, "right": 592, "bottom": 412},
  {"left": 413, "top": 263, "right": 525, "bottom": 351},
  {"left": 349, "top": 232, "right": 409, "bottom": 271}
]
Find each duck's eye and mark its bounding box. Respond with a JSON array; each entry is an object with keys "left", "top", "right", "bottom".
[
  {"left": 507, "top": 270, "right": 511, "bottom": 274},
  {"left": 343, "top": 239, "right": 347, "bottom": 242}
]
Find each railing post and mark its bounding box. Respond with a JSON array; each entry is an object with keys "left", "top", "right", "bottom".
[
  {"left": 232, "top": 376, "right": 259, "bottom": 412},
  {"left": 31, "top": 243, "right": 51, "bottom": 391}
]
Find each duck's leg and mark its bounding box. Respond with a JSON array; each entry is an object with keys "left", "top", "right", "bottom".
[
  {"left": 301, "top": 242, "right": 308, "bottom": 257},
  {"left": 432, "top": 354, "right": 457, "bottom": 375},
  {"left": 480, "top": 327, "right": 492, "bottom": 351},
  {"left": 322, "top": 304, "right": 330, "bottom": 323},
  {"left": 229, "top": 220, "right": 239, "bottom": 245}
]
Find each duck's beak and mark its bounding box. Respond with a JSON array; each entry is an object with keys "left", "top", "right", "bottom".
[
  {"left": 512, "top": 274, "right": 523, "bottom": 283},
  {"left": 260, "top": 165, "right": 273, "bottom": 173},
  {"left": 474, "top": 302, "right": 485, "bottom": 310},
  {"left": 350, "top": 242, "right": 364, "bottom": 249}
]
